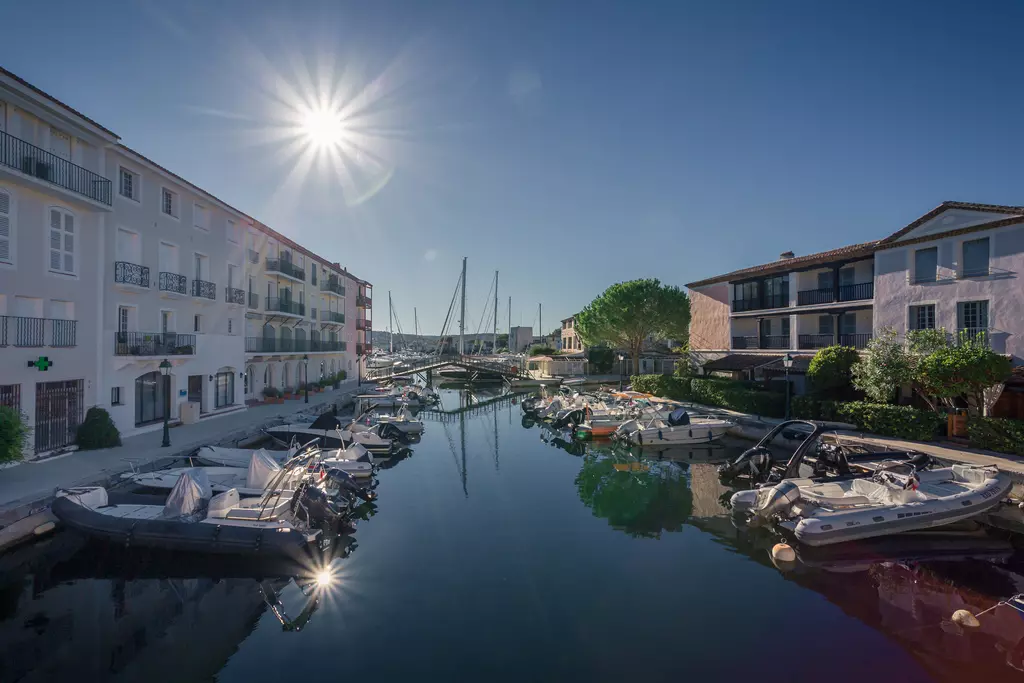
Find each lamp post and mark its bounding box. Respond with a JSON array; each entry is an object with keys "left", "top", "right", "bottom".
[
  {"left": 303, "top": 354, "right": 309, "bottom": 403},
  {"left": 618, "top": 354, "right": 625, "bottom": 391},
  {"left": 783, "top": 353, "right": 793, "bottom": 420},
  {"left": 159, "top": 359, "right": 171, "bottom": 447}
]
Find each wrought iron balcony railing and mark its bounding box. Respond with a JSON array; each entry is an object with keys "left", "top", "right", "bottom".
[
  {"left": 158, "top": 272, "right": 186, "bottom": 294},
  {"left": 191, "top": 279, "right": 216, "bottom": 300},
  {"left": 0, "top": 130, "right": 112, "bottom": 205},
  {"left": 225, "top": 287, "right": 245, "bottom": 305},
  {"left": 114, "top": 261, "right": 149, "bottom": 288},
  {"left": 0, "top": 316, "right": 76, "bottom": 347},
  {"left": 114, "top": 332, "right": 195, "bottom": 356}
]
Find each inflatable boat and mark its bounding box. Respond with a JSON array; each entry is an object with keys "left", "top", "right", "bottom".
[
  {"left": 266, "top": 413, "right": 394, "bottom": 453},
  {"left": 128, "top": 451, "right": 299, "bottom": 497},
  {"left": 52, "top": 469, "right": 343, "bottom": 557},
  {"left": 613, "top": 409, "right": 732, "bottom": 446},
  {"left": 195, "top": 445, "right": 297, "bottom": 468}
]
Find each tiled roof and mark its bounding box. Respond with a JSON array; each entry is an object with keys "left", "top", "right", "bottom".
[
  {"left": 0, "top": 67, "right": 119, "bottom": 138},
  {"left": 878, "top": 201, "right": 1024, "bottom": 245},
  {"left": 686, "top": 241, "right": 877, "bottom": 288}
]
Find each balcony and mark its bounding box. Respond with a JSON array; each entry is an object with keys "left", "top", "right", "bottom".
[
  {"left": 191, "top": 279, "right": 216, "bottom": 300},
  {"left": 248, "top": 292, "right": 259, "bottom": 309},
  {"left": 356, "top": 343, "right": 364, "bottom": 355},
  {"left": 356, "top": 319, "right": 367, "bottom": 330},
  {"left": 322, "top": 311, "right": 345, "bottom": 324},
  {"left": 799, "top": 333, "right": 872, "bottom": 350},
  {"left": 225, "top": 287, "right": 245, "bottom": 305},
  {"left": 246, "top": 337, "right": 348, "bottom": 354},
  {"left": 114, "top": 332, "right": 196, "bottom": 356},
  {"left": 266, "top": 297, "right": 305, "bottom": 316},
  {"left": 0, "top": 130, "right": 112, "bottom": 205},
  {"left": 266, "top": 257, "right": 306, "bottom": 281},
  {"left": 731, "top": 336, "right": 759, "bottom": 350},
  {"left": 158, "top": 272, "right": 187, "bottom": 295},
  {"left": 731, "top": 295, "right": 788, "bottom": 313},
  {"left": 797, "top": 282, "right": 874, "bottom": 306},
  {"left": 0, "top": 316, "right": 76, "bottom": 347},
  {"left": 114, "top": 261, "right": 150, "bottom": 288},
  {"left": 320, "top": 279, "right": 345, "bottom": 297},
  {"left": 247, "top": 248, "right": 259, "bottom": 264},
  {"left": 357, "top": 295, "right": 371, "bottom": 308}
]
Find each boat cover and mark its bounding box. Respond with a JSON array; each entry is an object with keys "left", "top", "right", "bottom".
[
  {"left": 161, "top": 469, "right": 212, "bottom": 519},
  {"left": 247, "top": 450, "right": 282, "bottom": 489},
  {"left": 310, "top": 413, "right": 343, "bottom": 430},
  {"left": 667, "top": 409, "right": 690, "bottom": 426}
]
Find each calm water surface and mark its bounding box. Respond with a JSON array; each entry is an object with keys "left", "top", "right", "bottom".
[{"left": 3, "top": 387, "right": 1024, "bottom": 682}]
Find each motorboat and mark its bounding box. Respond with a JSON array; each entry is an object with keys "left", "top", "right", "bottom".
[
  {"left": 717, "top": 420, "right": 934, "bottom": 485},
  {"left": 51, "top": 469, "right": 343, "bottom": 557},
  {"left": 127, "top": 450, "right": 300, "bottom": 497},
  {"left": 195, "top": 445, "right": 297, "bottom": 468},
  {"left": 613, "top": 409, "right": 732, "bottom": 446},
  {"left": 318, "top": 442, "right": 376, "bottom": 479},
  {"left": 266, "top": 413, "right": 394, "bottom": 454},
  {"left": 371, "top": 407, "right": 425, "bottom": 435},
  {"left": 731, "top": 464, "right": 1012, "bottom": 546}
]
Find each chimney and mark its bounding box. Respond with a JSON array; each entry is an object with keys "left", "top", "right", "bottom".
[{"left": 779, "top": 251, "right": 795, "bottom": 260}]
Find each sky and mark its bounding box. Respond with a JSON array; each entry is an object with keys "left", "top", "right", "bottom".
[{"left": 4, "top": 0, "right": 1024, "bottom": 335}]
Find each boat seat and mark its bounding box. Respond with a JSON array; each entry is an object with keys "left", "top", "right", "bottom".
[
  {"left": 224, "top": 497, "right": 292, "bottom": 521},
  {"left": 801, "top": 482, "right": 872, "bottom": 508}
]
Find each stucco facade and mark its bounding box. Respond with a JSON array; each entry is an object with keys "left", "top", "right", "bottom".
[{"left": 688, "top": 283, "right": 730, "bottom": 351}]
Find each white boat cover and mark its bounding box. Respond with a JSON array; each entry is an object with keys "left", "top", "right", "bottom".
[
  {"left": 207, "top": 488, "right": 240, "bottom": 519},
  {"left": 327, "top": 443, "right": 372, "bottom": 462},
  {"left": 198, "top": 446, "right": 292, "bottom": 468},
  {"left": 246, "top": 450, "right": 282, "bottom": 489},
  {"left": 161, "top": 469, "right": 212, "bottom": 519}
]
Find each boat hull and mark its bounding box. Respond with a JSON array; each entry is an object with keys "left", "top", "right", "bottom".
[{"left": 622, "top": 424, "right": 730, "bottom": 445}]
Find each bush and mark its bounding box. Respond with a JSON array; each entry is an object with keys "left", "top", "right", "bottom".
[
  {"left": 689, "top": 378, "right": 785, "bottom": 417},
  {"left": 807, "top": 346, "right": 859, "bottom": 398},
  {"left": 75, "top": 407, "right": 121, "bottom": 450},
  {"left": 262, "top": 386, "right": 280, "bottom": 398},
  {"left": 967, "top": 417, "right": 1024, "bottom": 456},
  {"left": 338, "top": 370, "right": 347, "bottom": 381},
  {"left": 0, "top": 406, "right": 31, "bottom": 463},
  {"left": 630, "top": 375, "right": 691, "bottom": 400},
  {"left": 790, "top": 396, "right": 840, "bottom": 422},
  {"left": 834, "top": 401, "right": 944, "bottom": 441},
  {"left": 529, "top": 346, "right": 555, "bottom": 357}
]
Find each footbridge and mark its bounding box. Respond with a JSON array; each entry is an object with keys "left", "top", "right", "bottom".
[{"left": 365, "top": 354, "right": 531, "bottom": 382}]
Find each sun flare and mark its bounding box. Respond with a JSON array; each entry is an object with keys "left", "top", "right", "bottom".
[{"left": 300, "top": 107, "right": 346, "bottom": 148}]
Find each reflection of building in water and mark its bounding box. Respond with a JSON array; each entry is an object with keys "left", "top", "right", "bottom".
[
  {"left": 0, "top": 572, "right": 274, "bottom": 683},
  {"left": 688, "top": 463, "right": 732, "bottom": 520}
]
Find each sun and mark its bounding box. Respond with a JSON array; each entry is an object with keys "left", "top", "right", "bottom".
[{"left": 300, "top": 106, "right": 346, "bottom": 148}]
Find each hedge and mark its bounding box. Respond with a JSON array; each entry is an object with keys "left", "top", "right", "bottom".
[
  {"left": 630, "top": 375, "right": 785, "bottom": 418},
  {"left": 834, "top": 402, "right": 945, "bottom": 441},
  {"left": 630, "top": 375, "right": 689, "bottom": 400},
  {"left": 967, "top": 417, "right": 1024, "bottom": 456}
]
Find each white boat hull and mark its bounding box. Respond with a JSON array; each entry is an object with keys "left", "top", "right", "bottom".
[{"left": 621, "top": 423, "right": 730, "bottom": 445}]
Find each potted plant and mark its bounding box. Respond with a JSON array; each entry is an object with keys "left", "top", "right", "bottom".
[
  {"left": 262, "top": 386, "right": 283, "bottom": 404},
  {"left": 282, "top": 386, "right": 295, "bottom": 399}
]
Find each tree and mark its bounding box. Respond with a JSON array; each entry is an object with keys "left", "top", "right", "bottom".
[
  {"left": 807, "top": 346, "right": 859, "bottom": 398},
  {"left": 852, "top": 328, "right": 913, "bottom": 403},
  {"left": 0, "top": 406, "right": 31, "bottom": 463},
  {"left": 529, "top": 345, "right": 555, "bottom": 356},
  {"left": 916, "top": 332, "right": 1012, "bottom": 417},
  {"left": 575, "top": 279, "right": 690, "bottom": 378},
  {"left": 587, "top": 346, "right": 614, "bottom": 373}
]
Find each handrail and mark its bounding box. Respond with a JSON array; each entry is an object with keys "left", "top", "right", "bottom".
[{"left": 0, "top": 130, "right": 112, "bottom": 204}]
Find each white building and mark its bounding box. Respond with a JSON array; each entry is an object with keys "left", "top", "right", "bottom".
[
  {"left": 0, "top": 68, "right": 373, "bottom": 455},
  {"left": 509, "top": 326, "right": 533, "bottom": 353}
]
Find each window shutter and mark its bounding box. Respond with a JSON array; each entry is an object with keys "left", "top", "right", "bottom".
[
  {"left": 63, "top": 213, "right": 74, "bottom": 273},
  {"left": 0, "top": 190, "right": 10, "bottom": 262},
  {"left": 50, "top": 209, "right": 62, "bottom": 270}
]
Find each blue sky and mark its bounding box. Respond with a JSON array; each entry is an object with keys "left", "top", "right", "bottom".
[{"left": 4, "top": 1, "right": 1023, "bottom": 334}]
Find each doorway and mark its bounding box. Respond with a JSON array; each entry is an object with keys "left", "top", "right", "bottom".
[{"left": 188, "top": 375, "right": 205, "bottom": 413}]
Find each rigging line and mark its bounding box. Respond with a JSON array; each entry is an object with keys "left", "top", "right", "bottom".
[
  {"left": 436, "top": 270, "right": 463, "bottom": 356},
  {"left": 471, "top": 273, "right": 496, "bottom": 354}
]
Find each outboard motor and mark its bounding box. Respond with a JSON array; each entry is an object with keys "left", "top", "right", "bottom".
[
  {"left": 717, "top": 446, "right": 774, "bottom": 484},
  {"left": 292, "top": 483, "right": 345, "bottom": 526},
  {"left": 753, "top": 480, "right": 801, "bottom": 520},
  {"left": 552, "top": 409, "right": 585, "bottom": 430},
  {"left": 325, "top": 468, "right": 377, "bottom": 502},
  {"left": 377, "top": 422, "right": 409, "bottom": 443}
]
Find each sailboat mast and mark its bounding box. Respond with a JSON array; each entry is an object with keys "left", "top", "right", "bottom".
[
  {"left": 538, "top": 303, "right": 542, "bottom": 347},
  {"left": 493, "top": 270, "right": 498, "bottom": 354},
  {"left": 414, "top": 307, "right": 418, "bottom": 337},
  {"left": 459, "top": 257, "right": 467, "bottom": 355},
  {"left": 508, "top": 296, "right": 511, "bottom": 350},
  {"left": 389, "top": 291, "right": 393, "bottom": 354}
]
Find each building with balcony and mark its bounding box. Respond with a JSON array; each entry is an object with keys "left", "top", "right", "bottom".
[
  {"left": 0, "top": 68, "right": 373, "bottom": 456},
  {"left": 687, "top": 201, "right": 1024, "bottom": 391},
  {"left": 560, "top": 315, "right": 585, "bottom": 354}
]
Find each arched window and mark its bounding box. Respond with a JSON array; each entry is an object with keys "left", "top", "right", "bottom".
[{"left": 135, "top": 371, "right": 167, "bottom": 426}]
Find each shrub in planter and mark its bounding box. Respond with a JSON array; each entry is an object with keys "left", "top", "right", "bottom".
[
  {"left": 834, "top": 401, "right": 944, "bottom": 441},
  {"left": 262, "top": 386, "right": 280, "bottom": 398},
  {"left": 967, "top": 417, "right": 1024, "bottom": 456},
  {"left": 76, "top": 407, "right": 122, "bottom": 450},
  {"left": 0, "top": 406, "right": 31, "bottom": 463},
  {"left": 338, "top": 370, "right": 347, "bottom": 381}
]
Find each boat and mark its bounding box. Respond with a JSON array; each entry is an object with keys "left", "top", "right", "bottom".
[
  {"left": 613, "top": 409, "right": 732, "bottom": 446},
  {"left": 371, "top": 407, "right": 425, "bottom": 435},
  {"left": 731, "top": 464, "right": 1012, "bottom": 546},
  {"left": 51, "top": 469, "right": 343, "bottom": 557},
  {"left": 194, "top": 445, "right": 297, "bottom": 468},
  {"left": 318, "top": 442, "right": 376, "bottom": 479},
  {"left": 127, "top": 450, "right": 301, "bottom": 497},
  {"left": 266, "top": 413, "right": 394, "bottom": 453}
]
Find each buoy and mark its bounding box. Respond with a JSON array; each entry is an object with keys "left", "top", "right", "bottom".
[
  {"left": 951, "top": 610, "right": 980, "bottom": 628},
  {"left": 33, "top": 521, "right": 56, "bottom": 536},
  {"left": 771, "top": 543, "right": 796, "bottom": 563}
]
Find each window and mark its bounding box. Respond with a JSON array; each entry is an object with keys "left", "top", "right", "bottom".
[
  {"left": 194, "top": 314, "right": 202, "bottom": 333},
  {"left": 818, "top": 315, "right": 834, "bottom": 335},
  {"left": 781, "top": 317, "right": 791, "bottom": 339},
  {"left": 49, "top": 129, "right": 71, "bottom": 160},
  {"left": 839, "top": 267, "right": 855, "bottom": 287},
  {"left": 913, "top": 247, "right": 938, "bottom": 283},
  {"left": 957, "top": 301, "right": 989, "bottom": 333},
  {"left": 227, "top": 219, "right": 239, "bottom": 244},
  {"left": 119, "top": 167, "right": 139, "bottom": 201},
  {"left": 161, "top": 311, "right": 173, "bottom": 333},
  {"left": 962, "top": 238, "right": 990, "bottom": 278},
  {"left": 111, "top": 387, "right": 122, "bottom": 406},
  {"left": 840, "top": 313, "right": 857, "bottom": 335},
  {"left": 0, "top": 188, "right": 12, "bottom": 264},
  {"left": 48, "top": 207, "right": 75, "bottom": 274},
  {"left": 161, "top": 187, "right": 178, "bottom": 218},
  {"left": 228, "top": 319, "right": 234, "bottom": 334},
  {"left": 193, "top": 203, "right": 208, "bottom": 231},
  {"left": 118, "top": 307, "right": 129, "bottom": 333},
  {"left": 817, "top": 271, "right": 833, "bottom": 290},
  {"left": 215, "top": 371, "right": 234, "bottom": 409},
  {"left": 909, "top": 304, "right": 935, "bottom": 331}
]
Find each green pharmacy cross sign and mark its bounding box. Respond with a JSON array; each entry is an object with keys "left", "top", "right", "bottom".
[{"left": 27, "top": 356, "right": 53, "bottom": 371}]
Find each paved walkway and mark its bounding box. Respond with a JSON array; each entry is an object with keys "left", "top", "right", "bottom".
[{"left": 0, "top": 380, "right": 363, "bottom": 514}]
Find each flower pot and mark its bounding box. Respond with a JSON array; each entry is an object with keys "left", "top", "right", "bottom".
[{"left": 948, "top": 413, "right": 968, "bottom": 438}]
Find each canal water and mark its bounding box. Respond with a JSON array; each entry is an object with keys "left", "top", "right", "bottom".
[{"left": 3, "top": 387, "right": 1024, "bottom": 682}]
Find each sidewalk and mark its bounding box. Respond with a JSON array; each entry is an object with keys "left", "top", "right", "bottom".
[{"left": 0, "top": 380, "right": 362, "bottom": 514}]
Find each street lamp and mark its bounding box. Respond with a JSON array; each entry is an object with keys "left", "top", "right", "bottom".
[
  {"left": 783, "top": 353, "right": 794, "bottom": 420},
  {"left": 618, "top": 354, "right": 625, "bottom": 391},
  {"left": 159, "top": 359, "right": 172, "bottom": 447},
  {"left": 303, "top": 354, "right": 309, "bottom": 403}
]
